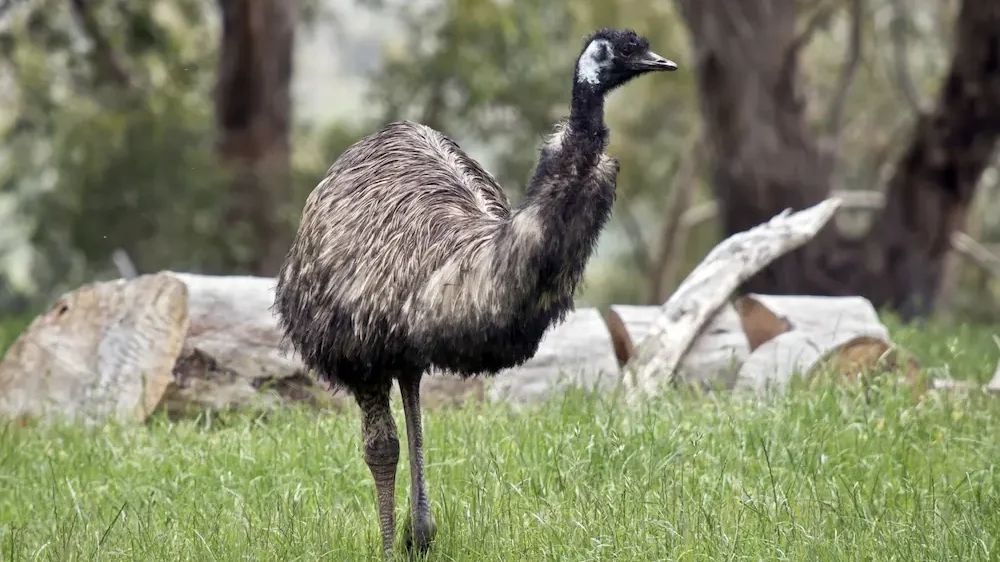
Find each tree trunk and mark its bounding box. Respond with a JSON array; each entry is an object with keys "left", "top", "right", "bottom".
[
  {"left": 215, "top": 0, "right": 297, "bottom": 276},
  {"left": 678, "top": 0, "right": 1000, "bottom": 320}
]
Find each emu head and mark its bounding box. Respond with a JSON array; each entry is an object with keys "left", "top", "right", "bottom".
[{"left": 575, "top": 28, "right": 677, "bottom": 94}]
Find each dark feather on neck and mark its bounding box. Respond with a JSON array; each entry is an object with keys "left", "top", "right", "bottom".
[{"left": 568, "top": 75, "right": 609, "bottom": 164}]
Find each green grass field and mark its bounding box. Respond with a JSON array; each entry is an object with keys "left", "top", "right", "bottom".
[{"left": 2, "top": 319, "right": 1000, "bottom": 561}]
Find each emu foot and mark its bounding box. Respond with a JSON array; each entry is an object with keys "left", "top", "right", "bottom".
[{"left": 402, "top": 512, "right": 438, "bottom": 557}]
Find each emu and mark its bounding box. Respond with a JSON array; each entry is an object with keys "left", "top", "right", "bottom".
[{"left": 274, "top": 28, "right": 677, "bottom": 557}]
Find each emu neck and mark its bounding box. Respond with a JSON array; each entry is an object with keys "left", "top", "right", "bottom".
[
  {"left": 568, "top": 82, "right": 608, "bottom": 151},
  {"left": 490, "top": 78, "right": 616, "bottom": 321}
]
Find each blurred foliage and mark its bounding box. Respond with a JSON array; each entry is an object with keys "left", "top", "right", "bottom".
[
  {"left": 2, "top": 0, "right": 221, "bottom": 295},
  {"left": 0, "top": 0, "right": 997, "bottom": 322},
  {"left": 0, "top": 0, "right": 333, "bottom": 310}
]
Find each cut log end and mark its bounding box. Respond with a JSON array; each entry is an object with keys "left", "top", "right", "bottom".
[
  {"left": 0, "top": 273, "right": 190, "bottom": 425},
  {"left": 626, "top": 198, "right": 843, "bottom": 399},
  {"left": 806, "top": 336, "right": 921, "bottom": 388},
  {"left": 604, "top": 308, "right": 635, "bottom": 366},
  {"left": 487, "top": 308, "right": 621, "bottom": 405},
  {"left": 813, "top": 337, "right": 893, "bottom": 379},
  {"left": 733, "top": 295, "right": 790, "bottom": 351}
]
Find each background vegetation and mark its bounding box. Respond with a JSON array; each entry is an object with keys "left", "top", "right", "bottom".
[{"left": 1, "top": 0, "right": 995, "bottom": 321}]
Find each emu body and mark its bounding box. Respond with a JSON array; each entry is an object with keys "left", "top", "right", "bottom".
[
  {"left": 274, "top": 28, "right": 677, "bottom": 557},
  {"left": 278, "top": 118, "right": 615, "bottom": 383}
]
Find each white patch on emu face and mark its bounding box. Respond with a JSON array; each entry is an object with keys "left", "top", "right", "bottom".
[{"left": 577, "top": 39, "right": 612, "bottom": 86}]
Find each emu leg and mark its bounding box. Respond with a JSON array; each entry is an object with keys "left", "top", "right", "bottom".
[
  {"left": 399, "top": 372, "right": 437, "bottom": 554},
  {"left": 355, "top": 383, "right": 400, "bottom": 556}
]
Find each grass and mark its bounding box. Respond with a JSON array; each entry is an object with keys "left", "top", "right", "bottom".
[{"left": 2, "top": 320, "right": 1000, "bottom": 561}]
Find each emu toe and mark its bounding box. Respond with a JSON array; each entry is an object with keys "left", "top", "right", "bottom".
[{"left": 402, "top": 513, "right": 438, "bottom": 556}]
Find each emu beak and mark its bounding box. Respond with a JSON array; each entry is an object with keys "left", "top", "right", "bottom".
[{"left": 633, "top": 51, "right": 678, "bottom": 72}]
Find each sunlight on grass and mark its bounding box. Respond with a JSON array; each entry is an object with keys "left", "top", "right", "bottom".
[{"left": 1, "top": 322, "right": 1000, "bottom": 561}]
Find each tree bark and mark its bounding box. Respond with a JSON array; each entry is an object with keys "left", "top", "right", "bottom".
[
  {"left": 215, "top": 0, "right": 297, "bottom": 276},
  {"left": 678, "top": 0, "right": 1000, "bottom": 320}
]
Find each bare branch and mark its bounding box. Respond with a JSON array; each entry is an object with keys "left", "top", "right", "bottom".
[
  {"left": 68, "top": 0, "right": 132, "bottom": 88},
  {"left": 825, "top": 0, "right": 863, "bottom": 142},
  {"left": 618, "top": 203, "right": 652, "bottom": 274},
  {"left": 948, "top": 232, "right": 1000, "bottom": 279},
  {"left": 789, "top": 1, "right": 839, "bottom": 57},
  {"left": 679, "top": 200, "right": 720, "bottom": 230},
  {"left": 780, "top": 1, "right": 841, "bottom": 110},
  {"left": 678, "top": 190, "right": 1000, "bottom": 281},
  {"left": 111, "top": 249, "right": 138, "bottom": 279},
  {"left": 647, "top": 134, "right": 705, "bottom": 304},
  {"left": 888, "top": 0, "right": 924, "bottom": 112}
]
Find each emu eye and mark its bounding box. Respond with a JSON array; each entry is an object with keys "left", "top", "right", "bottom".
[{"left": 621, "top": 41, "right": 636, "bottom": 56}]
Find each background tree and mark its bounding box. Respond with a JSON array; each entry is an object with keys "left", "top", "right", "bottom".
[
  {"left": 0, "top": 0, "right": 327, "bottom": 305},
  {"left": 678, "top": 0, "right": 1000, "bottom": 320},
  {"left": 1, "top": 0, "right": 227, "bottom": 294},
  {"left": 215, "top": 0, "right": 298, "bottom": 275}
]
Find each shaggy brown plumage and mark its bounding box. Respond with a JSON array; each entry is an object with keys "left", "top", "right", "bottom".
[{"left": 274, "top": 27, "right": 677, "bottom": 557}]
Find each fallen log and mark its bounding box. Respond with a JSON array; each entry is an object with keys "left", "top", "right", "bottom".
[
  {"left": 0, "top": 270, "right": 625, "bottom": 424},
  {"left": 624, "top": 198, "right": 843, "bottom": 399},
  {"left": 163, "top": 272, "right": 309, "bottom": 384},
  {"left": 731, "top": 294, "right": 921, "bottom": 394},
  {"left": 608, "top": 292, "right": 911, "bottom": 393},
  {"left": 0, "top": 272, "right": 339, "bottom": 425},
  {"left": 606, "top": 303, "right": 750, "bottom": 390},
  {"left": 151, "top": 272, "right": 340, "bottom": 417},
  {"left": 485, "top": 307, "right": 621, "bottom": 405},
  {"left": 739, "top": 294, "right": 889, "bottom": 342},
  {"left": 165, "top": 273, "right": 619, "bottom": 407},
  {"left": 165, "top": 274, "right": 622, "bottom": 408},
  {"left": 0, "top": 273, "right": 190, "bottom": 425}
]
